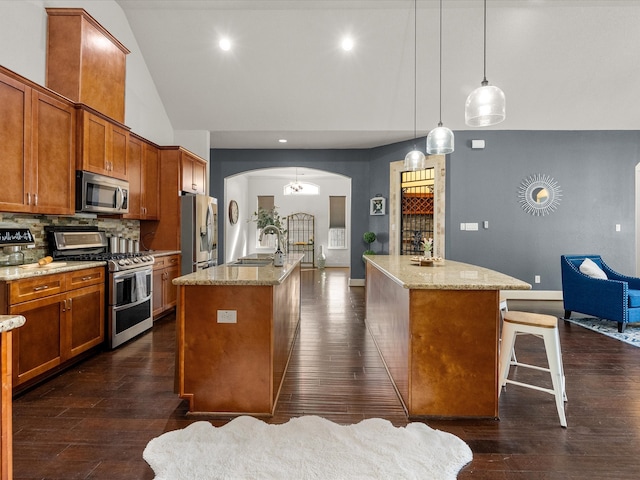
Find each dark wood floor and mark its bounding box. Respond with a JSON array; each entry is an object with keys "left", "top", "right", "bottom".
[{"left": 12, "top": 268, "right": 640, "bottom": 479}]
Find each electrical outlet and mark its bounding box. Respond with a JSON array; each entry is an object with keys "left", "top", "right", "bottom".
[
  {"left": 534, "top": 275, "right": 541, "bottom": 284},
  {"left": 616, "top": 224, "right": 621, "bottom": 232},
  {"left": 217, "top": 310, "right": 237, "bottom": 323}
]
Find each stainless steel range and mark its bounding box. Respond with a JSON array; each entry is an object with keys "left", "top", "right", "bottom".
[{"left": 47, "top": 226, "right": 154, "bottom": 349}]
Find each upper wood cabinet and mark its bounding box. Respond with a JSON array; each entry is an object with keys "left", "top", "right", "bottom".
[
  {"left": 77, "top": 108, "right": 129, "bottom": 180},
  {"left": 46, "top": 8, "right": 129, "bottom": 124},
  {"left": 125, "top": 135, "right": 159, "bottom": 220},
  {"left": 181, "top": 149, "right": 207, "bottom": 195},
  {"left": 140, "top": 146, "right": 208, "bottom": 252},
  {"left": 0, "top": 68, "right": 75, "bottom": 215}
]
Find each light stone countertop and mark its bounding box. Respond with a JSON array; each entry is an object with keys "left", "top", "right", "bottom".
[
  {"left": 0, "top": 261, "right": 106, "bottom": 282},
  {"left": 173, "top": 254, "right": 304, "bottom": 286},
  {"left": 147, "top": 250, "right": 181, "bottom": 257},
  {"left": 0, "top": 314, "right": 26, "bottom": 333},
  {"left": 364, "top": 255, "right": 532, "bottom": 291}
]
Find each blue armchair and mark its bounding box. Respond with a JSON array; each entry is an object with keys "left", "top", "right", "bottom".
[{"left": 561, "top": 255, "right": 640, "bottom": 333}]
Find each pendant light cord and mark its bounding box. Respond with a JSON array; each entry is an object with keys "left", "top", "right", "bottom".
[
  {"left": 438, "top": 0, "right": 443, "bottom": 126},
  {"left": 412, "top": 0, "right": 418, "bottom": 146},
  {"left": 482, "top": 0, "right": 488, "bottom": 84}
]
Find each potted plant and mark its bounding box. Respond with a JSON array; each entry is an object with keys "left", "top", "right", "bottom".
[
  {"left": 363, "top": 231, "right": 376, "bottom": 255},
  {"left": 250, "top": 206, "right": 286, "bottom": 232}
]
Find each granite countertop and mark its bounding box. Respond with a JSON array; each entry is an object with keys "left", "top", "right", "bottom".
[
  {"left": 364, "top": 255, "right": 531, "bottom": 291},
  {"left": 146, "top": 250, "right": 181, "bottom": 257},
  {"left": 0, "top": 314, "right": 26, "bottom": 333},
  {"left": 0, "top": 261, "right": 106, "bottom": 282},
  {"left": 173, "top": 254, "right": 304, "bottom": 286}
]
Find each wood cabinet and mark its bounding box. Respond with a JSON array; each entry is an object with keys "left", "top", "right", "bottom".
[
  {"left": 181, "top": 150, "right": 207, "bottom": 195},
  {"left": 77, "top": 108, "right": 129, "bottom": 180},
  {"left": 152, "top": 255, "right": 180, "bottom": 319},
  {"left": 0, "top": 68, "right": 75, "bottom": 215},
  {"left": 1, "top": 267, "right": 105, "bottom": 390},
  {"left": 125, "top": 135, "right": 160, "bottom": 220},
  {"left": 140, "top": 147, "right": 208, "bottom": 252},
  {"left": 46, "top": 8, "right": 129, "bottom": 124}
]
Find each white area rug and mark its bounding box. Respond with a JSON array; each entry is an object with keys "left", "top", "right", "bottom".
[
  {"left": 566, "top": 317, "right": 640, "bottom": 347},
  {"left": 143, "top": 415, "right": 472, "bottom": 479}
]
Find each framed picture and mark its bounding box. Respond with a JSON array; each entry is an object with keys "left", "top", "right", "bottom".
[{"left": 370, "top": 196, "right": 386, "bottom": 215}]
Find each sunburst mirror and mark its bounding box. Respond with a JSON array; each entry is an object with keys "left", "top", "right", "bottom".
[{"left": 518, "top": 173, "right": 562, "bottom": 216}]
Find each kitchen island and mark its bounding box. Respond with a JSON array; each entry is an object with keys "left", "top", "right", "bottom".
[
  {"left": 173, "top": 254, "right": 303, "bottom": 415},
  {"left": 363, "top": 255, "right": 531, "bottom": 419}
]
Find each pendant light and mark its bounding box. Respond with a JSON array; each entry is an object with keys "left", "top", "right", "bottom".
[
  {"left": 404, "top": 0, "right": 426, "bottom": 171},
  {"left": 464, "top": 0, "right": 505, "bottom": 127},
  {"left": 426, "top": 0, "right": 454, "bottom": 154}
]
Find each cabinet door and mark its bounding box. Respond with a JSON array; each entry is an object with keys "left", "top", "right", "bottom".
[
  {"left": 0, "top": 71, "right": 31, "bottom": 212},
  {"left": 31, "top": 91, "right": 75, "bottom": 214},
  {"left": 164, "top": 258, "right": 181, "bottom": 311},
  {"left": 192, "top": 157, "right": 207, "bottom": 195},
  {"left": 142, "top": 141, "right": 160, "bottom": 219},
  {"left": 124, "top": 135, "right": 143, "bottom": 219},
  {"left": 10, "top": 294, "right": 64, "bottom": 386},
  {"left": 79, "top": 110, "right": 109, "bottom": 175},
  {"left": 152, "top": 265, "right": 166, "bottom": 318},
  {"left": 67, "top": 283, "right": 105, "bottom": 358},
  {"left": 180, "top": 154, "right": 195, "bottom": 193},
  {"left": 110, "top": 124, "right": 128, "bottom": 179}
]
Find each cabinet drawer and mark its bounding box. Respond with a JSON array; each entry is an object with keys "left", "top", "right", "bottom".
[
  {"left": 153, "top": 255, "right": 179, "bottom": 270},
  {"left": 66, "top": 267, "right": 105, "bottom": 290},
  {"left": 9, "top": 274, "right": 65, "bottom": 304}
]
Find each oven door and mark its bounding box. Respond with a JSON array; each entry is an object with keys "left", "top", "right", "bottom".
[{"left": 109, "top": 267, "right": 153, "bottom": 348}]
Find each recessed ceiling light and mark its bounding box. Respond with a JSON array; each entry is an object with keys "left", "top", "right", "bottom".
[
  {"left": 219, "top": 38, "right": 231, "bottom": 51},
  {"left": 341, "top": 37, "right": 354, "bottom": 51},
  {"left": 279, "top": 139, "right": 287, "bottom": 143}
]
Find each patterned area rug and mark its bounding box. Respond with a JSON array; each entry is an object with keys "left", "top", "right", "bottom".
[
  {"left": 565, "top": 317, "right": 640, "bottom": 347},
  {"left": 143, "top": 415, "right": 472, "bottom": 479}
]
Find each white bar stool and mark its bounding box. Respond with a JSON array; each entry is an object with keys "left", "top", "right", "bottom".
[{"left": 499, "top": 311, "right": 567, "bottom": 427}]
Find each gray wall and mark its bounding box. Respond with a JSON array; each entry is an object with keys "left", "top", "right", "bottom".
[{"left": 212, "top": 130, "right": 640, "bottom": 289}]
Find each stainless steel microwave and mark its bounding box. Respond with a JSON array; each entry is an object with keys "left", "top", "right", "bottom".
[{"left": 76, "top": 171, "right": 129, "bottom": 214}]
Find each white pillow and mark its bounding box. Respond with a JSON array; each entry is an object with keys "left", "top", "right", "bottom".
[{"left": 579, "top": 258, "right": 608, "bottom": 280}]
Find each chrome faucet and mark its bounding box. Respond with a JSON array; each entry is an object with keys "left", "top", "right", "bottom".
[
  {"left": 260, "top": 225, "right": 285, "bottom": 266},
  {"left": 259, "top": 225, "right": 283, "bottom": 251}
]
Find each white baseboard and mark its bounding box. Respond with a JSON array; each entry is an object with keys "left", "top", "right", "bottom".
[
  {"left": 349, "top": 278, "right": 365, "bottom": 287},
  {"left": 501, "top": 290, "right": 563, "bottom": 301}
]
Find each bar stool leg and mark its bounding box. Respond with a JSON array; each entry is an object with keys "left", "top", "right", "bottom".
[
  {"left": 543, "top": 328, "right": 568, "bottom": 427},
  {"left": 498, "top": 321, "right": 517, "bottom": 396}
]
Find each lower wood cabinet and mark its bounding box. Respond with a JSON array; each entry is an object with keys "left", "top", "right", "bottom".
[
  {"left": 153, "top": 255, "right": 180, "bottom": 319},
  {"left": 1, "top": 267, "right": 105, "bottom": 390}
]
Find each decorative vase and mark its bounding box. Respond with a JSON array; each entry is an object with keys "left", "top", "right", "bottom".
[{"left": 318, "top": 245, "right": 326, "bottom": 269}]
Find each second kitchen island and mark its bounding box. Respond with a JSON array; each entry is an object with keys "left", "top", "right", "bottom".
[
  {"left": 172, "top": 254, "right": 303, "bottom": 415},
  {"left": 363, "top": 255, "right": 531, "bottom": 419}
]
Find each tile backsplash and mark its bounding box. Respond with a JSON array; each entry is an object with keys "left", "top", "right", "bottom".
[{"left": 0, "top": 213, "right": 139, "bottom": 263}]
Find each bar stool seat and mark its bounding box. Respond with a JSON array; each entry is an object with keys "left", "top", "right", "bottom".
[{"left": 499, "top": 311, "right": 567, "bottom": 427}]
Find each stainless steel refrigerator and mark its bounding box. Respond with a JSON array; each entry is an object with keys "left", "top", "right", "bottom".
[{"left": 180, "top": 194, "right": 218, "bottom": 274}]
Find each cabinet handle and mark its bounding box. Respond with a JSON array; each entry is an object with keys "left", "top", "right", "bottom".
[
  {"left": 81, "top": 276, "right": 93, "bottom": 281},
  {"left": 33, "top": 285, "right": 49, "bottom": 291},
  {"left": 68, "top": 298, "right": 72, "bottom": 310},
  {"left": 62, "top": 299, "right": 67, "bottom": 312},
  {"left": 34, "top": 193, "right": 38, "bottom": 206},
  {"left": 192, "top": 183, "right": 197, "bottom": 190},
  {"left": 26, "top": 192, "right": 31, "bottom": 205}
]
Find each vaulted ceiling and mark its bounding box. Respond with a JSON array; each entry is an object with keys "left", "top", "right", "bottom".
[{"left": 116, "top": 0, "right": 640, "bottom": 149}]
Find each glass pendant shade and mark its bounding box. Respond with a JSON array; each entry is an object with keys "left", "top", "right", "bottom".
[
  {"left": 465, "top": 82, "right": 506, "bottom": 127},
  {"left": 404, "top": 149, "right": 426, "bottom": 171},
  {"left": 426, "top": 124, "right": 454, "bottom": 154}
]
